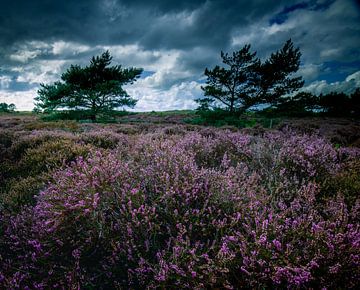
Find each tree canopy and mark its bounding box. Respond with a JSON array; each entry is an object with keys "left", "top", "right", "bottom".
[
  {"left": 199, "top": 39, "right": 304, "bottom": 113},
  {"left": 0, "top": 103, "right": 16, "bottom": 113},
  {"left": 35, "top": 51, "right": 143, "bottom": 121}
]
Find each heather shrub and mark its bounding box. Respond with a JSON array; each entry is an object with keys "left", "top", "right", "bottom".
[
  {"left": 159, "top": 125, "right": 188, "bottom": 136},
  {"left": 19, "top": 139, "right": 94, "bottom": 175},
  {"left": 0, "top": 130, "right": 14, "bottom": 185},
  {"left": 1, "top": 129, "right": 359, "bottom": 289},
  {"left": 0, "top": 129, "right": 13, "bottom": 150},
  {"left": 178, "top": 130, "right": 252, "bottom": 169},
  {"left": 23, "top": 120, "right": 80, "bottom": 132},
  {"left": 1, "top": 139, "right": 94, "bottom": 212},
  {"left": 1, "top": 130, "right": 78, "bottom": 187},
  {"left": 114, "top": 124, "right": 142, "bottom": 134},
  {"left": 277, "top": 132, "right": 339, "bottom": 180},
  {"left": 0, "top": 117, "right": 22, "bottom": 129},
  {"left": 1, "top": 176, "right": 47, "bottom": 212},
  {"left": 80, "top": 129, "right": 129, "bottom": 149},
  {"left": 1, "top": 129, "right": 126, "bottom": 213},
  {"left": 9, "top": 130, "right": 77, "bottom": 160},
  {"left": 321, "top": 158, "right": 360, "bottom": 207}
]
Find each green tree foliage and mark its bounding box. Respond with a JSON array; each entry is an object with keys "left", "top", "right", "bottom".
[
  {"left": 319, "top": 91, "right": 351, "bottom": 117},
  {"left": 317, "top": 89, "right": 360, "bottom": 118},
  {"left": 200, "top": 45, "right": 259, "bottom": 113},
  {"left": 275, "top": 89, "right": 360, "bottom": 118},
  {"left": 35, "top": 51, "right": 142, "bottom": 121},
  {"left": 0, "top": 102, "right": 16, "bottom": 112},
  {"left": 350, "top": 88, "right": 360, "bottom": 117},
  {"left": 274, "top": 92, "right": 320, "bottom": 116},
  {"left": 199, "top": 39, "right": 304, "bottom": 113}
]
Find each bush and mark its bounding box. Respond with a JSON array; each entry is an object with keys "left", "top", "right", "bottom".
[
  {"left": 23, "top": 120, "right": 80, "bottom": 132},
  {"left": 0, "top": 128, "right": 129, "bottom": 213},
  {"left": 41, "top": 110, "right": 94, "bottom": 121},
  {"left": 1, "top": 129, "right": 359, "bottom": 288},
  {"left": 19, "top": 139, "right": 93, "bottom": 175},
  {"left": 80, "top": 129, "right": 129, "bottom": 149},
  {"left": 1, "top": 137, "right": 94, "bottom": 213},
  {"left": 188, "top": 109, "right": 260, "bottom": 128},
  {"left": 1, "top": 176, "right": 47, "bottom": 212},
  {"left": 321, "top": 148, "right": 360, "bottom": 206}
]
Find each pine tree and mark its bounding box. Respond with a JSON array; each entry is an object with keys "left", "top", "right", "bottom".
[
  {"left": 199, "top": 39, "right": 304, "bottom": 114},
  {"left": 35, "top": 51, "right": 142, "bottom": 121}
]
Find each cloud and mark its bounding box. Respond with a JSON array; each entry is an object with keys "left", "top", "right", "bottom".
[
  {"left": 296, "top": 63, "right": 324, "bottom": 82},
  {"left": 52, "top": 41, "right": 91, "bottom": 56},
  {"left": 345, "top": 71, "right": 360, "bottom": 83},
  {"left": 0, "top": 89, "right": 37, "bottom": 110},
  {"left": 127, "top": 80, "right": 202, "bottom": 111},
  {"left": 0, "top": 76, "right": 12, "bottom": 90},
  {"left": 15, "top": 60, "right": 68, "bottom": 84},
  {"left": 0, "top": 0, "right": 359, "bottom": 111},
  {"left": 230, "top": 0, "right": 360, "bottom": 62},
  {"left": 8, "top": 41, "right": 51, "bottom": 63},
  {"left": 302, "top": 70, "right": 360, "bottom": 95}
]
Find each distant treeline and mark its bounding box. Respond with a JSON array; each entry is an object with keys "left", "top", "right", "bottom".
[
  {"left": 0, "top": 103, "right": 16, "bottom": 113},
  {"left": 262, "top": 89, "right": 360, "bottom": 117},
  {"left": 192, "top": 89, "right": 359, "bottom": 127}
]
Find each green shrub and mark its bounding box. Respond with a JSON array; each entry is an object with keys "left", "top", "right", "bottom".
[
  {"left": 321, "top": 159, "right": 360, "bottom": 207},
  {"left": 1, "top": 176, "right": 46, "bottom": 212},
  {"left": 80, "top": 129, "right": 127, "bottom": 149},
  {"left": 187, "top": 109, "right": 260, "bottom": 128},
  {"left": 1, "top": 133, "right": 94, "bottom": 212},
  {"left": 41, "top": 110, "right": 97, "bottom": 121},
  {"left": 23, "top": 120, "right": 80, "bottom": 132},
  {"left": 19, "top": 139, "right": 93, "bottom": 175}
]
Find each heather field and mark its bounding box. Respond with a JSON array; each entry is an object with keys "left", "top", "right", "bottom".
[{"left": 0, "top": 114, "right": 359, "bottom": 289}]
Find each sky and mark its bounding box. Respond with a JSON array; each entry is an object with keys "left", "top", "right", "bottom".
[{"left": 0, "top": 0, "right": 359, "bottom": 111}]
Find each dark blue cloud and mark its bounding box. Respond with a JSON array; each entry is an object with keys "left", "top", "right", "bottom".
[
  {"left": 270, "top": 0, "right": 336, "bottom": 25},
  {"left": 270, "top": 2, "right": 309, "bottom": 25}
]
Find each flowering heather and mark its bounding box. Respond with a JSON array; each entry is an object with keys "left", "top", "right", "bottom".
[
  {"left": 0, "top": 128, "right": 359, "bottom": 288},
  {"left": 79, "top": 129, "right": 130, "bottom": 149}
]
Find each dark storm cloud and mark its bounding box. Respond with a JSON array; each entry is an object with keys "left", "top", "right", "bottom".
[
  {"left": 0, "top": 1, "right": 98, "bottom": 47},
  {"left": 115, "top": 0, "right": 300, "bottom": 51},
  {"left": 0, "top": 0, "right": 296, "bottom": 51},
  {"left": 0, "top": 0, "right": 359, "bottom": 110},
  {"left": 118, "top": 0, "right": 207, "bottom": 12},
  {"left": 0, "top": 0, "right": 296, "bottom": 85}
]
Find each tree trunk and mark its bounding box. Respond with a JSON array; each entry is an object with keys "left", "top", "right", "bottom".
[
  {"left": 230, "top": 93, "right": 235, "bottom": 113},
  {"left": 91, "top": 100, "right": 97, "bottom": 122}
]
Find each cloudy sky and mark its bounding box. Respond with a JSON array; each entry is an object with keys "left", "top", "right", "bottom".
[{"left": 0, "top": 0, "right": 359, "bottom": 111}]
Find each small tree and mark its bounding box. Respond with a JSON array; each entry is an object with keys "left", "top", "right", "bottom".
[
  {"left": 35, "top": 51, "right": 142, "bottom": 121},
  {"left": 0, "top": 103, "right": 16, "bottom": 112},
  {"left": 199, "top": 39, "right": 304, "bottom": 114}
]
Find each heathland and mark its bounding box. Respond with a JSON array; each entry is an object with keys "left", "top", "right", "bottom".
[{"left": 0, "top": 112, "right": 359, "bottom": 288}]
